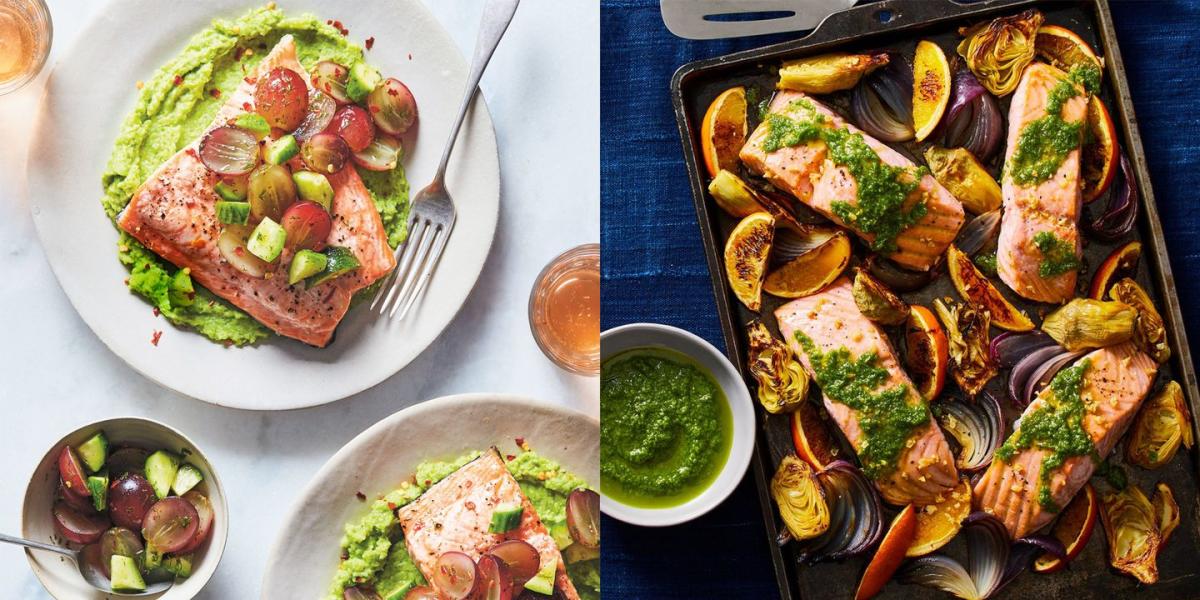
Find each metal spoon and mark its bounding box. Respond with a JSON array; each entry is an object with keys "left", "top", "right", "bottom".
[{"left": 0, "top": 532, "right": 171, "bottom": 596}]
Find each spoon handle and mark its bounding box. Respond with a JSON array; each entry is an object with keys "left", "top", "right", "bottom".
[
  {"left": 434, "top": 0, "right": 520, "bottom": 183},
  {"left": 0, "top": 532, "right": 77, "bottom": 560}
]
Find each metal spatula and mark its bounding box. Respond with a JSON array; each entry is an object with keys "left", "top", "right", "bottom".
[{"left": 660, "top": 0, "right": 858, "bottom": 40}]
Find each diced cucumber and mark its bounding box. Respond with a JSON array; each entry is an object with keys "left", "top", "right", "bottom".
[
  {"left": 292, "top": 170, "right": 334, "bottom": 211},
  {"left": 550, "top": 522, "right": 573, "bottom": 550},
  {"left": 169, "top": 268, "right": 195, "bottom": 307},
  {"left": 346, "top": 62, "right": 381, "bottom": 103},
  {"left": 144, "top": 451, "right": 181, "bottom": 500},
  {"left": 214, "top": 179, "right": 248, "bottom": 201},
  {"left": 234, "top": 113, "right": 271, "bottom": 139},
  {"left": 111, "top": 555, "right": 146, "bottom": 592},
  {"left": 216, "top": 201, "right": 251, "bottom": 225},
  {"left": 162, "top": 554, "right": 194, "bottom": 578},
  {"left": 247, "top": 217, "right": 287, "bottom": 263},
  {"left": 141, "top": 545, "right": 163, "bottom": 570},
  {"left": 523, "top": 562, "right": 556, "bottom": 595},
  {"left": 266, "top": 134, "right": 299, "bottom": 165},
  {"left": 306, "top": 246, "right": 360, "bottom": 288},
  {"left": 76, "top": 431, "right": 108, "bottom": 473},
  {"left": 86, "top": 472, "right": 109, "bottom": 513},
  {"left": 171, "top": 463, "right": 204, "bottom": 496},
  {"left": 488, "top": 503, "right": 523, "bottom": 533},
  {"left": 288, "top": 249, "right": 328, "bottom": 285}
]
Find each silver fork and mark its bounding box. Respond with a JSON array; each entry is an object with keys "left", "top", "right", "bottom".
[{"left": 371, "top": 0, "right": 521, "bottom": 320}]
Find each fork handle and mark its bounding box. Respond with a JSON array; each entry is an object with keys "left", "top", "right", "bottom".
[
  {"left": 0, "top": 532, "right": 77, "bottom": 560},
  {"left": 435, "top": 0, "right": 521, "bottom": 184}
]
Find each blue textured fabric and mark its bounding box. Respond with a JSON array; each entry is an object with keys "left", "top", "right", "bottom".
[{"left": 600, "top": 1, "right": 1200, "bottom": 598}]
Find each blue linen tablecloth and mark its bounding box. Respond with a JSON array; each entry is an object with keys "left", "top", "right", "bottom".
[{"left": 600, "top": 1, "right": 1200, "bottom": 597}]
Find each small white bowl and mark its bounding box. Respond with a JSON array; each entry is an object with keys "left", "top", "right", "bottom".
[
  {"left": 21, "top": 417, "right": 229, "bottom": 599},
  {"left": 600, "top": 322, "right": 756, "bottom": 526}
]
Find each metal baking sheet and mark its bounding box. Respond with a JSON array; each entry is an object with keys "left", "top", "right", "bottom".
[{"left": 670, "top": 0, "right": 1200, "bottom": 598}]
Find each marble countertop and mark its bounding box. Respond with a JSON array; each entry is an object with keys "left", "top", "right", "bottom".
[{"left": 0, "top": 1, "right": 598, "bottom": 597}]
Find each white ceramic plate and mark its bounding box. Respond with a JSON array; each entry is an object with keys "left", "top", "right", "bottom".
[
  {"left": 260, "top": 393, "right": 599, "bottom": 600},
  {"left": 22, "top": 417, "right": 229, "bottom": 600},
  {"left": 25, "top": 0, "right": 499, "bottom": 409}
]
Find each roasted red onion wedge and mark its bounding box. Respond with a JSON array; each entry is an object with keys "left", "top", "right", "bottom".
[
  {"left": 794, "top": 461, "right": 884, "bottom": 563},
  {"left": 933, "top": 391, "right": 1005, "bottom": 473}
]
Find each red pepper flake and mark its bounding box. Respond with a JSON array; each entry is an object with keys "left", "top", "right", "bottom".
[
  {"left": 369, "top": 105, "right": 381, "bottom": 114},
  {"left": 185, "top": 147, "right": 198, "bottom": 158},
  {"left": 465, "top": 501, "right": 476, "bottom": 511},
  {"left": 365, "top": 36, "right": 375, "bottom": 50},
  {"left": 387, "top": 87, "right": 398, "bottom": 97},
  {"left": 223, "top": 340, "right": 234, "bottom": 348},
  {"left": 242, "top": 101, "right": 252, "bottom": 111},
  {"left": 209, "top": 88, "right": 221, "bottom": 98},
  {"left": 151, "top": 330, "right": 163, "bottom": 346},
  {"left": 506, "top": 454, "right": 516, "bottom": 461},
  {"left": 424, "top": 479, "right": 432, "bottom": 486},
  {"left": 355, "top": 491, "right": 367, "bottom": 501},
  {"left": 244, "top": 76, "right": 257, "bottom": 85},
  {"left": 152, "top": 307, "right": 160, "bottom": 317},
  {"left": 387, "top": 502, "right": 397, "bottom": 511},
  {"left": 407, "top": 53, "right": 413, "bottom": 60},
  {"left": 173, "top": 74, "right": 183, "bottom": 86},
  {"left": 234, "top": 247, "right": 244, "bottom": 256},
  {"left": 515, "top": 437, "right": 527, "bottom": 449},
  {"left": 234, "top": 46, "right": 247, "bottom": 61}
]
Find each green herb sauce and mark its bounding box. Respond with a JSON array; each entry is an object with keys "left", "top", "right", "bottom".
[
  {"left": 762, "top": 100, "right": 927, "bottom": 254},
  {"left": 974, "top": 252, "right": 999, "bottom": 276},
  {"left": 1094, "top": 459, "right": 1128, "bottom": 490},
  {"left": 1033, "top": 231, "right": 1081, "bottom": 277},
  {"left": 794, "top": 332, "right": 928, "bottom": 478},
  {"left": 600, "top": 349, "right": 732, "bottom": 507},
  {"left": 1006, "top": 64, "right": 1101, "bottom": 186},
  {"left": 996, "top": 359, "right": 1095, "bottom": 512}
]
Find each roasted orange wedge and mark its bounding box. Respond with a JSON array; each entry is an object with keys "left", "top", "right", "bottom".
[
  {"left": 791, "top": 401, "right": 840, "bottom": 470},
  {"left": 1082, "top": 96, "right": 1119, "bottom": 203},
  {"left": 1035, "top": 25, "right": 1102, "bottom": 72},
  {"left": 725, "top": 212, "right": 775, "bottom": 312},
  {"left": 912, "top": 41, "right": 951, "bottom": 142},
  {"left": 1034, "top": 482, "right": 1098, "bottom": 573},
  {"left": 906, "top": 479, "right": 971, "bottom": 557},
  {"left": 945, "top": 245, "right": 1034, "bottom": 331},
  {"left": 1089, "top": 240, "right": 1142, "bottom": 299},
  {"left": 856, "top": 504, "right": 918, "bottom": 600},
  {"left": 763, "top": 230, "right": 851, "bottom": 298},
  {"left": 905, "top": 305, "right": 949, "bottom": 401},
  {"left": 701, "top": 87, "right": 748, "bottom": 178}
]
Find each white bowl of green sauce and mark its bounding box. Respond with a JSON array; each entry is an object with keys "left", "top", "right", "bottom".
[{"left": 600, "top": 322, "right": 755, "bottom": 526}]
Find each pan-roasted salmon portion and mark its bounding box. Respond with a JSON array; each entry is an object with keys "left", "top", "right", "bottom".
[
  {"left": 776, "top": 278, "right": 958, "bottom": 505},
  {"left": 116, "top": 36, "right": 396, "bottom": 347},
  {"left": 740, "top": 92, "right": 964, "bottom": 272},
  {"left": 997, "top": 63, "right": 1088, "bottom": 303},
  {"left": 974, "top": 342, "right": 1157, "bottom": 539},
  {"left": 397, "top": 449, "right": 580, "bottom": 599}
]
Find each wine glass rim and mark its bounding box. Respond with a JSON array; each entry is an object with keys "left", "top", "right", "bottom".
[{"left": 0, "top": 0, "right": 53, "bottom": 96}]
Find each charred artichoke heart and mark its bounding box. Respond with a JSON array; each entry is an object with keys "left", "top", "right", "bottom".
[
  {"left": 771, "top": 455, "right": 830, "bottom": 541},
  {"left": 747, "top": 319, "right": 809, "bottom": 414},
  {"left": 777, "top": 52, "right": 889, "bottom": 94},
  {"left": 1041, "top": 298, "right": 1135, "bottom": 351},
  {"left": 1108, "top": 278, "right": 1171, "bottom": 363},
  {"left": 852, "top": 268, "right": 910, "bottom": 326},
  {"left": 1152, "top": 482, "right": 1180, "bottom": 547},
  {"left": 1100, "top": 484, "right": 1162, "bottom": 584},
  {"left": 932, "top": 298, "right": 996, "bottom": 397},
  {"left": 956, "top": 9, "right": 1044, "bottom": 96},
  {"left": 924, "top": 146, "right": 1002, "bottom": 215},
  {"left": 1127, "top": 381, "right": 1193, "bottom": 470}
]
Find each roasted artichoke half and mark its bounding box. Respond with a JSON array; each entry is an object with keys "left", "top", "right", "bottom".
[
  {"left": 1100, "top": 484, "right": 1161, "bottom": 584},
  {"left": 933, "top": 298, "right": 996, "bottom": 397},
  {"left": 777, "top": 52, "right": 889, "bottom": 94},
  {"left": 1041, "top": 298, "right": 1136, "bottom": 352},
  {"left": 771, "top": 455, "right": 830, "bottom": 541},
  {"left": 1127, "top": 381, "right": 1193, "bottom": 470},
  {"left": 747, "top": 319, "right": 809, "bottom": 414},
  {"left": 1109, "top": 278, "right": 1171, "bottom": 363},
  {"left": 852, "top": 268, "right": 910, "bottom": 326},
  {"left": 956, "top": 9, "right": 1044, "bottom": 96}
]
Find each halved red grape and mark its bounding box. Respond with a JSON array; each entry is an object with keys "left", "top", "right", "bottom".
[
  {"left": 351, "top": 134, "right": 401, "bottom": 172},
  {"left": 328, "top": 105, "right": 376, "bottom": 152},
  {"left": 108, "top": 473, "right": 157, "bottom": 530},
  {"left": 53, "top": 501, "right": 110, "bottom": 544},
  {"left": 142, "top": 497, "right": 199, "bottom": 554},
  {"left": 59, "top": 482, "right": 96, "bottom": 514},
  {"left": 302, "top": 133, "right": 350, "bottom": 175},
  {"left": 432, "top": 551, "right": 478, "bottom": 600},
  {"left": 58, "top": 446, "right": 90, "bottom": 500},
  {"left": 566, "top": 489, "right": 600, "bottom": 549},
  {"left": 99, "top": 527, "right": 144, "bottom": 578},
  {"left": 175, "top": 490, "right": 215, "bottom": 554},
  {"left": 403, "top": 587, "right": 440, "bottom": 600},
  {"left": 281, "top": 201, "right": 332, "bottom": 252},
  {"left": 80, "top": 543, "right": 107, "bottom": 582},
  {"left": 217, "top": 225, "right": 272, "bottom": 278},
  {"left": 367, "top": 78, "right": 418, "bottom": 136},
  {"left": 199, "top": 126, "right": 261, "bottom": 176},
  {"left": 248, "top": 164, "right": 298, "bottom": 223},
  {"left": 487, "top": 540, "right": 541, "bottom": 587},
  {"left": 476, "top": 554, "right": 514, "bottom": 600},
  {"left": 343, "top": 587, "right": 383, "bottom": 600},
  {"left": 311, "top": 60, "right": 352, "bottom": 105},
  {"left": 255, "top": 67, "right": 309, "bottom": 130},
  {"left": 294, "top": 89, "right": 337, "bottom": 143},
  {"left": 107, "top": 447, "right": 149, "bottom": 478}
]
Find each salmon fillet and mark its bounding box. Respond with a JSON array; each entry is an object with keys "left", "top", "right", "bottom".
[
  {"left": 974, "top": 342, "right": 1158, "bottom": 538},
  {"left": 775, "top": 278, "right": 959, "bottom": 505},
  {"left": 997, "top": 63, "right": 1087, "bottom": 303},
  {"left": 740, "top": 92, "right": 965, "bottom": 272},
  {"left": 116, "top": 36, "right": 396, "bottom": 347},
  {"left": 397, "top": 449, "right": 580, "bottom": 599}
]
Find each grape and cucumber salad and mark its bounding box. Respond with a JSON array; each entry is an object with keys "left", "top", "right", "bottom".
[
  {"left": 51, "top": 431, "right": 215, "bottom": 593},
  {"left": 201, "top": 58, "right": 418, "bottom": 286}
]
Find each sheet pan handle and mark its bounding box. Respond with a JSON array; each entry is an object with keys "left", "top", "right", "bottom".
[{"left": 797, "top": 0, "right": 1031, "bottom": 48}]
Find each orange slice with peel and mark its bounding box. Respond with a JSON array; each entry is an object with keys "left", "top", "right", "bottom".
[
  {"left": 763, "top": 230, "right": 851, "bottom": 298},
  {"left": 855, "top": 504, "right": 918, "bottom": 600},
  {"left": 912, "top": 40, "right": 951, "bottom": 142},
  {"left": 791, "top": 401, "right": 840, "bottom": 470},
  {"left": 905, "top": 305, "right": 949, "bottom": 401},
  {"left": 945, "top": 245, "right": 1034, "bottom": 331},
  {"left": 1034, "top": 482, "right": 1098, "bottom": 573},
  {"left": 1082, "top": 96, "right": 1119, "bottom": 203},
  {"left": 1089, "top": 240, "right": 1141, "bottom": 299},
  {"left": 906, "top": 479, "right": 972, "bottom": 557},
  {"left": 1036, "top": 25, "right": 1102, "bottom": 72},
  {"left": 724, "top": 212, "right": 774, "bottom": 311},
  {"left": 701, "top": 86, "right": 748, "bottom": 178}
]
